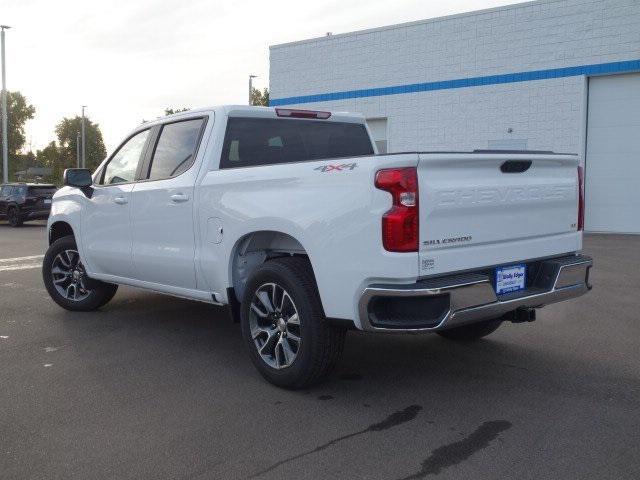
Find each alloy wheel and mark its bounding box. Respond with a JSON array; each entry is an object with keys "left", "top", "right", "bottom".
[
  {"left": 51, "top": 249, "right": 91, "bottom": 301},
  {"left": 249, "top": 282, "right": 301, "bottom": 369}
]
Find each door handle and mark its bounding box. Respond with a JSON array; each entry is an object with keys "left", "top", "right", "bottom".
[
  {"left": 170, "top": 193, "right": 189, "bottom": 203},
  {"left": 113, "top": 196, "right": 128, "bottom": 205}
]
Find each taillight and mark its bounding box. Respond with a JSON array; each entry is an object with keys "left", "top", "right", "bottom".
[
  {"left": 275, "top": 108, "right": 331, "bottom": 119},
  {"left": 375, "top": 167, "right": 419, "bottom": 252},
  {"left": 577, "top": 166, "right": 584, "bottom": 231}
]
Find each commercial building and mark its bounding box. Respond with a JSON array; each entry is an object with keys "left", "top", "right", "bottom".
[{"left": 269, "top": 0, "right": 640, "bottom": 233}]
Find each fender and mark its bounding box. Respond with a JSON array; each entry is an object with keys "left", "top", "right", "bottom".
[{"left": 47, "top": 187, "right": 87, "bottom": 267}]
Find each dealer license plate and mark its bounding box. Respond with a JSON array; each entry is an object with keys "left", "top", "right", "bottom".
[{"left": 495, "top": 264, "right": 526, "bottom": 295}]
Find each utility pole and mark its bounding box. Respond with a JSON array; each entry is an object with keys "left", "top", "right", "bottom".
[
  {"left": 81, "top": 105, "right": 86, "bottom": 169},
  {"left": 1, "top": 25, "right": 10, "bottom": 184},
  {"left": 76, "top": 132, "right": 81, "bottom": 168},
  {"left": 249, "top": 75, "right": 257, "bottom": 106}
]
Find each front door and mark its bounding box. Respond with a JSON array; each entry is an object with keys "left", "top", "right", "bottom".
[
  {"left": 130, "top": 118, "right": 206, "bottom": 290},
  {"left": 81, "top": 129, "right": 150, "bottom": 278}
]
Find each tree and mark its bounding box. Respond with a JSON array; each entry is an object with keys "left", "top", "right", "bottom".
[
  {"left": 250, "top": 87, "right": 269, "bottom": 107},
  {"left": 165, "top": 107, "right": 190, "bottom": 115},
  {"left": 0, "top": 91, "right": 36, "bottom": 180},
  {"left": 36, "top": 142, "right": 63, "bottom": 182},
  {"left": 55, "top": 116, "right": 107, "bottom": 172},
  {"left": 11, "top": 150, "right": 37, "bottom": 180}
]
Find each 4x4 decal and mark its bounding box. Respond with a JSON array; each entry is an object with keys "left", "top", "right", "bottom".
[{"left": 314, "top": 163, "right": 358, "bottom": 173}]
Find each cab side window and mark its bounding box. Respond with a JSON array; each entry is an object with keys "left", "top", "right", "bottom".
[
  {"left": 101, "top": 129, "right": 150, "bottom": 185},
  {"left": 146, "top": 119, "right": 204, "bottom": 181}
]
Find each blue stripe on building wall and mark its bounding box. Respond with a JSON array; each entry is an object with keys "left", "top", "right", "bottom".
[{"left": 270, "top": 59, "right": 640, "bottom": 106}]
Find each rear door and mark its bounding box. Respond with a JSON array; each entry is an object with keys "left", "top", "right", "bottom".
[
  {"left": 417, "top": 153, "right": 580, "bottom": 276},
  {"left": 129, "top": 117, "right": 207, "bottom": 289}
]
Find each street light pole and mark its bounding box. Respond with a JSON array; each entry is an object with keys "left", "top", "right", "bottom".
[
  {"left": 1, "top": 25, "right": 10, "bottom": 184},
  {"left": 76, "top": 132, "right": 81, "bottom": 168},
  {"left": 81, "top": 105, "right": 86, "bottom": 169},
  {"left": 249, "top": 75, "right": 257, "bottom": 106}
]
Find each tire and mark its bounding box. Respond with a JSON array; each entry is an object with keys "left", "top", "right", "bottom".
[
  {"left": 240, "top": 256, "right": 346, "bottom": 389},
  {"left": 42, "top": 235, "right": 118, "bottom": 311},
  {"left": 7, "top": 207, "right": 23, "bottom": 227},
  {"left": 437, "top": 318, "right": 503, "bottom": 341}
]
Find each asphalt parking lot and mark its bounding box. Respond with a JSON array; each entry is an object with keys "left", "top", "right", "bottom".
[{"left": 1, "top": 221, "right": 638, "bottom": 479}]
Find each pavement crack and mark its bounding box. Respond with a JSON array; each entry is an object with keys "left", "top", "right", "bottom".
[
  {"left": 249, "top": 404, "right": 422, "bottom": 478},
  {"left": 397, "top": 420, "right": 512, "bottom": 479}
]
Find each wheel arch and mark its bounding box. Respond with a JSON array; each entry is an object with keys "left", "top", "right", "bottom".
[
  {"left": 228, "top": 230, "right": 314, "bottom": 304},
  {"left": 49, "top": 221, "right": 75, "bottom": 245}
]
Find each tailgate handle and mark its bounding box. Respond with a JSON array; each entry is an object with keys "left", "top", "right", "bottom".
[{"left": 500, "top": 160, "right": 532, "bottom": 173}]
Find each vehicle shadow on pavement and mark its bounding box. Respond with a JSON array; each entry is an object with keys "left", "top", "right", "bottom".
[
  {"left": 54, "top": 287, "right": 637, "bottom": 405},
  {"left": 11, "top": 286, "right": 639, "bottom": 480}
]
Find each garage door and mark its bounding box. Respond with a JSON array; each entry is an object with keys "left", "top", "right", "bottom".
[{"left": 585, "top": 73, "right": 640, "bottom": 233}]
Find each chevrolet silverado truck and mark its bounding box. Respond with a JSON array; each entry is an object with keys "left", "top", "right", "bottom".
[{"left": 42, "top": 106, "right": 592, "bottom": 388}]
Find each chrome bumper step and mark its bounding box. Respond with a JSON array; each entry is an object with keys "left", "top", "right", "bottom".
[{"left": 359, "top": 254, "right": 592, "bottom": 332}]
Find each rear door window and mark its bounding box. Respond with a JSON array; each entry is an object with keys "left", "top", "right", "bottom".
[
  {"left": 220, "top": 118, "right": 374, "bottom": 169},
  {"left": 146, "top": 119, "right": 205, "bottom": 181}
]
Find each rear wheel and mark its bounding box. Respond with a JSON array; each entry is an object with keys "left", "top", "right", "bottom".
[
  {"left": 437, "top": 318, "right": 503, "bottom": 341},
  {"left": 7, "top": 207, "right": 23, "bottom": 227},
  {"left": 240, "top": 257, "right": 345, "bottom": 389},
  {"left": 42, "top": 235, "right": 118, "bottom": 311}
]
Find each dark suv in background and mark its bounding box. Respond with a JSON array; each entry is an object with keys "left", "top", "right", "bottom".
[{"left": 0, "top": 183, "right": 57, "bottom": 227}]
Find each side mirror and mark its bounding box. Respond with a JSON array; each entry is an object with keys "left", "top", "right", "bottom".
[
  {"left": 63, "top": 168, "right": 93, "bottom": 187},
  {"left": 63, "top": 168, "right": 94, "bottom": 198}
]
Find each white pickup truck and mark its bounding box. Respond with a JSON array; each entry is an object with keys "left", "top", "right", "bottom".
[{"left": 43, "top": 106, "right": 592, "bottom": 388}]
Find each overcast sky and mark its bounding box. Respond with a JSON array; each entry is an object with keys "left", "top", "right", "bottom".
[{"left": 3, "top": 0, "right": 528, "bottom": 153}]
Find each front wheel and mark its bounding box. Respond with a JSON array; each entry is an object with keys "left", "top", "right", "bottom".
[
  {"left": 437, "top": 318, "right": 503, "bottom": 341},
  {"left": 42, "top": 235, "right": 118, "bottom": 311},
  {"left": 240, "top": 257, "right": 345, "bottom": 389}
]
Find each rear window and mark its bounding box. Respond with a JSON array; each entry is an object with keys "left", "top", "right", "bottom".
[
  {"left": 219, "top": 118, "right": 374, "bottom": 169},
  {"left": 28, "top": 186, "right": 56, "bottom": 196}
]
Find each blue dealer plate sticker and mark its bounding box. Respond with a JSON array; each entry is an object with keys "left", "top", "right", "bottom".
[{"left": 495, "top": 264, "right": 526, "bottom": 295}]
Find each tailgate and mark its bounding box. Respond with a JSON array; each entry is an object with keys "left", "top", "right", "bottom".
[
  {"left": 417, "top": 153, "right": 581, "bottom": 276},
  {"left": 28, "top": 186, "right": 56, "bottom": 207}
]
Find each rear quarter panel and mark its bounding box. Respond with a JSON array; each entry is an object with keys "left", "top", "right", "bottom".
[{"left": 196, "top": 153, "right": 420, "bottom": 324}]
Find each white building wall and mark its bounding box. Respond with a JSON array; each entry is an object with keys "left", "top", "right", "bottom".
[{"left": 269, "top": 0, "right": 640, "bottom": 154}]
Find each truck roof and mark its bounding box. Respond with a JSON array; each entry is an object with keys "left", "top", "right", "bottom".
[{"left": 159, "top": 105, "right": 366, "bottom": 125}]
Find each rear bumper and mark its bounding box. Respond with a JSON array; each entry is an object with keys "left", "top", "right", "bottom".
[{"left": 358, "top": 254, "right": 592, "bottom": 332}]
